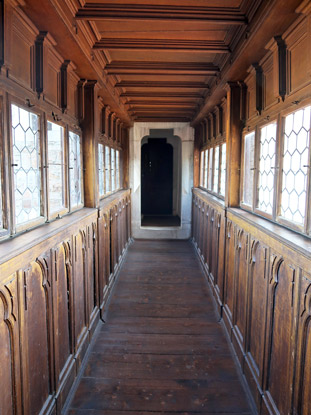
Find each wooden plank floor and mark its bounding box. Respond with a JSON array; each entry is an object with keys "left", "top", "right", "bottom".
[{"left": 66, "top": 240, "right": 253, "bottom": 415}]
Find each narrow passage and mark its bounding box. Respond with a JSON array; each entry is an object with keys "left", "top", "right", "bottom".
[{"left": 66, "top": 240, "right": 253, "bottom": 415}]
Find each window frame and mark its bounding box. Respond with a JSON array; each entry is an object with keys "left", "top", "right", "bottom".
[
  {"left": 0, "top": 93, "right": 9, "bottom": 240},
  {"left": 9, "top": 97, "right": 46, "bottom": 234},
  {"left": 45, "top": 117, "right": 69, "bottom": 220},
  {"left": 240, "top": 129, "right": 256, "bottom": 212}
]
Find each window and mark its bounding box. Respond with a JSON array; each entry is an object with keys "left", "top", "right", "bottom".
[
  {"left": 69, "top": 131, "right": 83, "bottom": 209},
  {"left": 220, "top": 143, "right": 226, "bottom": 196},
  {"left": 47, "top": 121, "right": 66, "bottom": 216},
  {"left": 98, "top": 143, "right": 105, "bottom": 197},
  {"left": 213, "top": 145, "right": 219, "bottom": 193},
  {"left": 208, "top": 147, "right": 213, "bottom": 190},
  {"left": 11, "top": 104, "right": 42, "bottom": 227},
  {"left": 116, "top": 150, "right": 120, "bottom": 189},
  {"left": 241, "top": 131, "right": 255, "bottom": 206},
  {"left": 257, "top": 122, "right": 277, "bottom": 215},
  {"left": 204, "top": 150, "right": 208, "bottom": 188},
  {"left": 105, "top": 146, "right": 110, "bottom": 193},
  {"left": 280, "top": 106, "right": 311, "bottom": 225},
  {"left": 111, "top": 148, "right": 115, "bottom": 192},
  {"left": 241, "top": 104, "right": 311, "bottom": 235},
  {"left": 199, "top": 151, "right": 204, "bottom": 187}
]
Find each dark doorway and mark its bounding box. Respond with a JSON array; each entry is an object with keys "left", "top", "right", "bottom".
[{"left": 141, "top": 138, "right": 173, "bottom": 215}]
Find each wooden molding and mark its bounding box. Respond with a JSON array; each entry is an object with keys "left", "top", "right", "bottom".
[
  {"left": 76, "top": 4, "right": 247, "bottom": 24},
  {"left": 105, "top": 61, "right": 220, "bottom": 75},
  {"left": 115, "top": 81, "right": 209, "bottom": 89},
  {"left": 0, "top": 0, "right": 3, "bottom": 68},
  {"left": 252, "top": 63, "right": 263, "bottom": 115},
  {"left": 94, "top": 39, "right": 230, "bottom": 53},
  {"left": 60, "top": 60, "right": 70, "bottom": 113},
  {"left": 120, "top": 91, "right": 204, "bottom": 99},
  {"left": 275, "top": 36, "right": 287, "bottom": 102},
  {"left": 34, "top": 31, "right": 48, "bottom": 97}
]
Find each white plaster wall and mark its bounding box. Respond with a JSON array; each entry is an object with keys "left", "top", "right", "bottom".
[{"left": 129, "top": 122, "right": 194, "bottom": 239}]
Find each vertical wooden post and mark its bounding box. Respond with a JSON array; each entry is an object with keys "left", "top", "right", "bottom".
[
  {"left": 82, "top": 80, "right": 100, "bottom": 208},
  {"left": 193, "top": 126, "right": 200, "bottom": 188},
  {"left": 225, "top": 82, "right": 243, "bottom": 208},
  {"left": 122, "top": 127, "right": 129, "bottom": 189}
]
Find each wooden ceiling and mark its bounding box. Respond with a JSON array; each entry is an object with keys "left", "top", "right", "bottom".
[
  {"left": 74, "top": 0, "right": 252, "bottom": 122},
  {"left": 21, "top": 0, "right": 304, "bottom": 125}
]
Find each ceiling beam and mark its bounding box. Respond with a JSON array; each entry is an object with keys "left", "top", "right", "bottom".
[
  {"left": 115, "top": 81, "right": 209, "bottom": 88},
  {"left": 126, "top": 101, "right": 200, "bottom": 107},
  {"left": 94, "top": 39, "right": 230, "bottom": 53},
  {"left": 120, "top": 92, "right": 204, "bottom": 98},
  {"left": 76, "top": 5, "right": 247, "bottom": 24},
  {"left": 105, "top": 61, "right": 220, "bottom": 75}
]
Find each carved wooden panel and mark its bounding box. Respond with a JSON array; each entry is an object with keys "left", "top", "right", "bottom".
[
  {"left": 86, "top": 223, "right": 98, "bottom": 330},
  {"left": 244, "top": 239, "right": 268, "bottom": 404},
  {"left": 210, "top": 211, "right": 221, "bottom": 287},
  {"left": 0, "top": 273, "right": 21, "bottom": 415},
  {"left": 67, "top": 66, "right": 79, "bottom": 118},
  {"left": 73, "top": 230, "right": 88, "bottom": 358},
  {"left": 263, "top": 256, "right": 297, "bottom": 415},
  {"left": 295, "top": 273, "right": 311, "bottom": 415},
  {"left": 223, "top": 220, "right": 235, "bottom": 328},
  {"left": 245, "top": 71, "right": 256, "bottom": 120},
  {"left": 52, "top": 241, "right": 74, "bottom": 402},
  {"left": 10, "top": 9, "right": 37, "bottom": 89},
  {"left": 44, "top": 40, "right": 62, "bottom": 107},
  {"left": 261, "top": 52, "right": 277, "bottom": 110},
  {"left": 286, "top": 18, "right": 311, "bottom": 94},
  {"left": 232, "top": 228, "right": 249, "bottom": 358},
  {"left": 19, "top": 258, "right": 54, "bottom": 415}
]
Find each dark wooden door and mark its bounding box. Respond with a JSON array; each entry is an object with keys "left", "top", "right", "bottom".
[{"left": 141, "top": 139, "right": 173, "bottom": 215}]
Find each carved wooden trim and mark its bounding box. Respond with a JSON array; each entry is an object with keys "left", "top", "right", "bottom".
[
  {"left": 34, "top": 31, "right": 47, "bottom": 97},
  {"left": 275, "top": 36, "right": 287, "bottom": 101},
  {"left": 60, "top": 60, "right": 70, "bottom": 113},
  {"left": 0, "top": 0, "right": 3, "bottom": 69}
]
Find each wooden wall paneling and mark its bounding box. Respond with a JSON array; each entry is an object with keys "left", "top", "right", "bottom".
[
  {"left": 260, "top": 51, "right": 278, "bottom": 111},
  {"left": 109, "top": 206, "right": 116, "bottom": 279},
  {"left": 244, "top": 239, "right": 269, "bottom": 410},
  {"left": 191, "top": 196, "right": 197, "bottom": 243},
  {"left": 285, "top": 16, "right": 311, "bottom": 96},
  {"left": 97, "top": 209, "right": 107, "bottom": 310},
  {"left": 231, "top": 228, "right": 249, "bottom": 364},
  {"left": 66, "top": 62, "right": 79, "bottom": 119},
  {"left": 210, "top": 211, "right": 221, "bottom": 298},
  {"left": 198, "top": 200, "right": 204, "bottom": 260},
  {"left": 43, "top": 34, "right": 63, "bottom": 107},
  {"left": 245, "top": 68, "right": 257, "bottom": 121},
  {"left": 117, "top": 201, "right": 122, "bottom": 263},
  {"left": 202, "top": 203, "right": 209, "bottom": 273},
  {"left": 52, "top": 241, "right": 75, "bottom": 412},
  {"left": 215, "top": 211, "right": 226, "bottom": 311},
  {"left": 8, "top": 6, "right": 38, "bottom": 90},
  {"left": 293, "top": 271, "right": 311, "bottom": 415},
  {"left": 19, "top": 257, "right": 55, "bottom": 415},
  {"left": 262, "top": 255, "right": 298, "bottom": 415},
  {"left": 121, "top": 199, "right": 126, "bottom": 255},
  {"left": 223, "top": 219, "right": 235, "bottom": 333},
  {"left": 86, "top": 221, "right": 99, "bottom": 338},
  {"left": 207, "top": 207, "right": 216, "bottom": 285},
  {"left": 126, "top": 196, "right": 131, "bottom": 243},
  {"left": 0, "top": 272, "right": 22, "bottom": 415},
  {"left": 72, "top": 229, "right": 89, "bottom": 369},
  {"left": 201, "top": 203, "right": 207, "bottom": 266}
]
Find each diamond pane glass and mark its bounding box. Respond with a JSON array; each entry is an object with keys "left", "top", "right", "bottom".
[
  {"left": 220, "top": 143, "right": 226, "bottom": 196},
  {"left": 111, "top": 148, "right": 115, "bottom": 192},
  {"left": 208, "top": 147, "right": 213, "bottom": 190},
  {"left": 242, "top": 131, "right": 255, "bottom": 206},
  {"left": 69, "top": 131, "right": 82, "bottom": 209},
  {"left": 199, "top": 151, "right": 204, "bottom": 187},
  {"left": 105, "top": 146, "right": 110, "bottom": 193},
  {"left": 11, "top": 104, "right": 41, "bottom": 226},
  {"left": 204, "top": 150, "right": 208, "bottom": 188},
  {"left": 213, "top": 146, "right": 219, "bottom": 193},
  {"left": 98, "top": 144, "right": 104, "bottom": 197},
  {"left": 116, "top": 150, "right": 120, "bottom": 189},
  {"left": 280, "top": 106, "right": 311, "bottom": 225},
  {"left": 47, "top": 121, "right": 65, "bottom": 214},
  {"left": 257, "top": 122, "right": 277, "bottom": 214}
]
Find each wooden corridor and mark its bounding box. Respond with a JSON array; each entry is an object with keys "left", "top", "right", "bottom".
[{"left": 65, "top": 240, "right": 254, "bottom": 415}]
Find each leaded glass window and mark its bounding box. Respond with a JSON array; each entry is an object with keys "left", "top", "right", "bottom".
[
  {"left": 0, "top": 151, "right": 3, "bottom": 229},
  {"left": 208, "top": 147, "right": 213, "bottom": 190},
  {"left": 220, "top": 143, "right": 226, "bottom": 196},
  {"left": 213, "top": 145, "right": 219, "bottom": 193},
  {"left": 98, "top": 144, "right": 105, "bottom": 197},
  {"left": 280, "top": 106, "right": 311, "bottom": 225},
  {"left": 105, "top": 146, "right": 110, "bottom": 193},
  {"left": 199, "top": 151, "right": 204, "bottom": 187},
  {"left": 69, "top": 131, "right": 82, "bottom": 209},
  {"left": 116, "top": 150, "right": 120, "bottom": 189},
  {"left": 111, "top": 148, "right": 115, "bottom": 192},
  {"left": 11, "top": 104, "right": 41, "bottom": 226},
  {"left": 204, "top": 150, "right": 208, "bottom": 188},
  {"left": 47, "top": 121, "right": 66, "bottom": 214},
  {"left": 257, "top": 122, "right": 277, "bottom": 214},
  {"left": 242, "top": 132, "right": 255, "bottom": 206}
]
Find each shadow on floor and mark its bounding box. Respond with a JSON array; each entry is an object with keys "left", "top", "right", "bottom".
[{"left": 141, "top": 214, "right": 181, "bottom": 227}]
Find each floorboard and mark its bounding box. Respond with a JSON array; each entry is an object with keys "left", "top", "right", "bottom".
[{"left": 65, "top": 240, "right": 254, "bottom": 415}]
